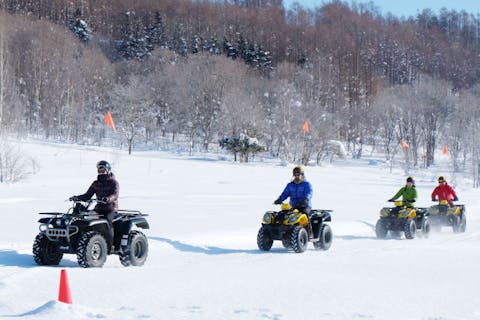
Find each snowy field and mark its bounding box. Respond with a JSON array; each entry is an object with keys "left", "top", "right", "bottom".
[{"left": 0, "top": 140, "right": 479, "bottom": 320}]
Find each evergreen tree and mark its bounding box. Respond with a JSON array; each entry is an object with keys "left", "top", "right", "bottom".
[
  {"left": 191, "top": 35, "right": 201, "bottom": 54},
  {"left": 116, "top": 11, "right": 153, "bottom": 60},
  {"left": 223, "top": 37, "right": 238, "bottom": 59},
  {"left": 146, "top": 11, "right": 167, "bottom": 48},
  {"left": 256, "top": 47, "right": 272, "bottom": 70},
  {"left": 219, "top": 133, "right": 265, "bottom": 162},
  {"left": 237, "top": 34, "right": 248, "bottom": 60},
  {"left": 69, "top": 8, "right": 92, "bottom": 43}
]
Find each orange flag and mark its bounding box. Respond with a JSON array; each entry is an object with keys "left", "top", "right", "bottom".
[
  {"left": 401, "top": 140, "right": 409, "bottom": 149},
  {"left": 104, "top": 111, "right": 116, "bottom": 131},
  {"left": 442, "top": 146, "right": 448, "bottom": 155},
  {"left": 302, "top": 120, "right": 310, "bottom": 133}
]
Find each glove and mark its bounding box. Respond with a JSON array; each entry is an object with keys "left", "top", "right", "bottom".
[
  {"left": 410, "top": 199, "right": 416, "bottom": 203},
  {"left": 453, "top": 197, "right": 458, "bottom": 201},
  {"left": 388, "top": 199, "right": 394, "bottom": 202},
  {"left": 69, "top": 196, "right": 79, "bottom": 201},
  {"left": 432, "top": 198, "right": 437, "bottom": 202},
  {"left": 273, "top": 199, "right": 282, "bottom": 205}
]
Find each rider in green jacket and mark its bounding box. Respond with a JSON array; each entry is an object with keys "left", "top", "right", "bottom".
[{"left": 388, "top": 176, "right": 417, "bottom": 208}]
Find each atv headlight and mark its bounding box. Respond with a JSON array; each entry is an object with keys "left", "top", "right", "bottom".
[
  {"left": 288, "top": 214, "right": 299, "bottom": 223},
  {"left": 380, "top": 208, "right": 389, "bottom": 217},
  {"left": 55, "top": 219, "right": 63, "bottom": 227},
  {"left": 39, "top": 223, "right": 53, "bottom": 232},
  {"left": 262, "top": 213, "right": 272, "bottom": 224},
  {"left": 398, "top": 209, "right": 414, "bottom": 218}
]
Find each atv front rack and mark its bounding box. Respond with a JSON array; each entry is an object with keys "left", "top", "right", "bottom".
[{"left": 45, "top": 226, "right": 79, "bottom": 240}]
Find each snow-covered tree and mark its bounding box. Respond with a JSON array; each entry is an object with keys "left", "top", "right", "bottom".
[
  {"left": 69, "top": 9, "right": 92, "bottom": 43},
  {"left": 219, "top": 133, "right": 264, "bottom": 162}
]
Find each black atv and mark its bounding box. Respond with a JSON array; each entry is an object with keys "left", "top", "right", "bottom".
[
  {"left": 375, "top": 200, "right": 430, "bottom": 240},
  {"left": 428, "top": 200, "right": 466, "bottom": 233},
  {"left": 257, "top": 203, "right": 333, "bottom": 253},
  {"left": 33, "top": 199, "right": 149, "bottom": 268}
]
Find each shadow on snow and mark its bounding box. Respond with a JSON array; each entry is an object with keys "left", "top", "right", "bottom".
[
  {"left": 333, "top": 220, "right": 377, "bottom": 241},
  {"left": 0, "top": 249, "right": 78, "bottom": 268},
  {"left": 150, "top": 237, "right": 273, "bottom": 255},
  {"left": 0, "top": 250, "right": 37, "bottom": 268}
]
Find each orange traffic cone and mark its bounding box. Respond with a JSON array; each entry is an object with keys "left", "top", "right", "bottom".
[{"left": 58, "top": 269, "right": 72, "bottom": 304}]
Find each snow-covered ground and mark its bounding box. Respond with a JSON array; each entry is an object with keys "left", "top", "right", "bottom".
[{"left": 1, "top": 140, "right": 479, "bottom": 320}]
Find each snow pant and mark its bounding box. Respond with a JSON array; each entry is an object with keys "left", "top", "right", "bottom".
[{"left": 102, "top": 211, "right": 116, "bottom": 248}]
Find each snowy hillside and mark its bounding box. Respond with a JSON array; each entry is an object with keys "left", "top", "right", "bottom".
[{"left": 0, "top": 140, "right": 479, "bottom": 320}]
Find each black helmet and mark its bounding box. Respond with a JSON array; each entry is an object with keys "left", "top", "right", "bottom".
[
  {"left": 438, "top": 176, "right": 445, "bottom": 183},
  {"left": 96, "top": 160, "right": 111, "bottom": 173},
  {"left": 406, "top": 176, "right": 414, "bottom": 184}
]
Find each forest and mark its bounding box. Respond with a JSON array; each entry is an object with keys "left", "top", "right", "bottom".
[{"left": 0, "top": 0, "right": 479, "bottom": 183}]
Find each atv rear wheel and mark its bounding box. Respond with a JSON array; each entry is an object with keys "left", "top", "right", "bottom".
[
  {"left": 291, "top": 226, "right": 308, "bottom": 253},
  {"left": 404, "top": 219, "right": 416, "bottom": 239},
  {"left": 119, "top": 231, "right": 148, "bottom": 267},
  {"left": 33, "top": 233, "right": 63, "bottom": 265},
  {"left": 452, "top": 215, "right": 465, "bottom": 233},
  {"left": 375, "top": 219, "right": 388, "bottom": 239},
  {"left": 77, "top": 231, "right": 108, "bottom": 268},
  {"left": 313, "top": 224, "right": 332, "bottom": 250},
  {"left": 459, "top": 213, "right": 467, "bottom": 233},
  {"left": 257, "top": 226, "right": 273, "bottom": 251}
]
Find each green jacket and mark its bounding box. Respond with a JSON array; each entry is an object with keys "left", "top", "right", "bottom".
[{"left": 390, "top": 186, "right": 417, "bottom": 207}]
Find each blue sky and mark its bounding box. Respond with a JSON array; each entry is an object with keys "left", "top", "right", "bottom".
[{"left": 283, "top": 0, "right": 480, "bottom": 17}]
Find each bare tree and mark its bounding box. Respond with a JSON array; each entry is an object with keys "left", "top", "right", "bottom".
[
  {"left": 110, "top": 74, "right": 156, "bottom": 154},
  {"left": 0, "top": 141, "right": 38, "bottom": 183}
]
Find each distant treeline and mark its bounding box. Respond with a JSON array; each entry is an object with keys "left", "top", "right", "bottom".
[{"left": 0, "top": 0, "right": 480, "bottom": 184}]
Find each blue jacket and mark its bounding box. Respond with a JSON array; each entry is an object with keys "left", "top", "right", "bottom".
[{"left": 278, "top": 180, "right": 313, "bottom": 209}]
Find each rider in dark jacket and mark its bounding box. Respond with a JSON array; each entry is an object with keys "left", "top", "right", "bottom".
[{"left": 70, "top": 160, "right": 119, "bottom": 246}]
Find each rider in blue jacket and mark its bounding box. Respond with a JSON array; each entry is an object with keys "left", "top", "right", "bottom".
[{"left": 274, "top": 166, "right": 313, "bottom": 213}]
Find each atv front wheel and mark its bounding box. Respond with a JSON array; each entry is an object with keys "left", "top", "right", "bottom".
[
  {"left": 421, "top": 219, "right": 431, "bottom": 238},
  {"left": 282, "top": 230, "right": 292, "bottom": 249},
  {"left": 77, "top": 231, "right": 108, "bottom": 268},
  {"left": 313, "top": 224, "right": 332, "bottom": 250},
  {"left": 375, "top": 219, "right": 388, "bottom": 239},
  {"left": 291, "top": 226, "right": 308, "bottom": 253},
  {"left": 404, "top": 219, "right": 416, "bottom": 239},
  {"left": 119, "top": 231, "right": 148, "bottom": 267},
  {"left": 33, "top": 233, "right": 63, "bottom": 265},
  {"left": 257, "top": 226, "right": 273, "bottom": 251}
]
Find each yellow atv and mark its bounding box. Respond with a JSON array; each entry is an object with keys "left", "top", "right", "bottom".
[
  {"left": 375, "top": 201, "right": 430, "bottom": 239},
  {"left": 428, "top": 200, "right": 466, "bottom": 233},
  {"left": 257, "top": 203, "right": 332, "bottom": 253}
]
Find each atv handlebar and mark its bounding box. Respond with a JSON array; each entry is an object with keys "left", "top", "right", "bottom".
[{"left": 68, "top": 198, "right": 107, "bottom": 204}]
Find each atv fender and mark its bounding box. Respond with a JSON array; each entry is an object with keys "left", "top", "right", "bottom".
[
  {"left": 38, "top": 217, "right": 53, "bottom": 224},
  {"left": 321, "top": 211, "right": 332, "bottom": 222},
  {"left": 86, "top": 219, "right": 110, "bottom": 228},
  {"left": 311, "top": 210, "right": 332, "bottom": 222},
  {"left": 127, "top": 217, "right": 150, "bottom": 230},
  {"left": 133, "top": 217, "right": 150, "bottom": 229}
]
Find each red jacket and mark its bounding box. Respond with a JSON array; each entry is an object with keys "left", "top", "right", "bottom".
[{"left": 431, "top": 183, "right": 457, "bottom": 201}]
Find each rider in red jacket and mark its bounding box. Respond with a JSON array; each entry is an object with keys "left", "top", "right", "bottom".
[{"left": 431, "top": 176, "right": 458, "bottom": 206}]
